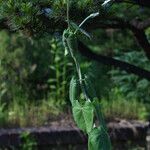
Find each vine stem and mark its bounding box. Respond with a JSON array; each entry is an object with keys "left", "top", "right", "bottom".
[
  {"left": 65, "top": 0, "right": 90, "bottom": 101},
  {"left": 74, "top": 12, "right": 99, "bottom": 34},
  {"left": 74, "top": 58, "right": 89, "bottom": 101},
  {"left": 66, "top": 38, "right": 90, "bottom": 101}
]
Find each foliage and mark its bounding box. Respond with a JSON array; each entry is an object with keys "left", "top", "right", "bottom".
[
  {"left": 88, "top": 126, "right": 111, "bottom": 150},
  {"left": 0, "top": 0, "right": 99, "bottom": 34},
  {"left": 101, "top": 88, "right": 149, "bottom": 121},
  {"left": 20, "top": 131, "right": 37, "bottom": 150},
  {"left": 0, "top": 97, "right": 63, "bottom": 128},
  {"left": 110, "top": 50, "right": 150, "bottom": 103},
  {"left": 0, "top": 31, "right": 51, "bottom": 101},
  {"left": 0, "top": 30, "right": 72, "bottom": 128},
  {"left": 90, "top": 29, "right": 139, "bottom": 54},
  {"left": 48, "top": 38, "right": 73, "bottom": 103},
  {"left": 86, "top": 62, "right": 112, "bottom": 99},
  {"left": 0, "top": 0, "right": 149, "bottom": 36},
  {"left": 0, "top": 30, "right": 72, "bottom": 104},
  {"left": 72, "top": 100, "right": 94, "bottom": 133}
]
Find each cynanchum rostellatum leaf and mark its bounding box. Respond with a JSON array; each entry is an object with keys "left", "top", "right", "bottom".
[
  {"left": 72, "top": 100, "right": 94, "bottom": 133},
  {"left": 88, "top": 126, "right": 111, "bottom": 150},
  {"left": 69, "top": 76, "right": 80, "bottom": 105}
]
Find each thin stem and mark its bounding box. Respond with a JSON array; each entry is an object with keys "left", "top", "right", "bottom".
[
  {"left": 79, "top": 16, "right": 92, "bottom": 28},
  {"left": 74, "top": 57, "right": 90, "bottom": 102},
  {"left": 74, "top": 12, "right": 99, "bottom": 34},
  {"left": 101, "top": 0, "right": 112, "bottom": 6},
  {"left": 66, "top": 38, "right": 90, "bottom": 101}
]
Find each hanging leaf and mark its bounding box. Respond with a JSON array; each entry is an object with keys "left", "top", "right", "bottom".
[
  {"left": 88, "top": 126, "right": 111, "bottom": 150},
  {"left": 69, "top": 76, "right": 80, "bottom": 105},
  {"left": 72, "top": 100, "right": 94, "bottom": 133}
]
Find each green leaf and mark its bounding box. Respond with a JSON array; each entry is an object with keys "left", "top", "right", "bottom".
[
  {"left": 69, "top": 76, "right": 80, "bottom": 105},
  {"left": 72, "top": 100, "right": 94, "bottom": 133},
  {"left": 88, "top": 126, "right": 111, "bottom": 150}
]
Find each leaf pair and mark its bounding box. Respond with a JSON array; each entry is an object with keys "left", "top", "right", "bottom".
[
  {"left": 69, "top": 75, "right": 111, "bottom": 149},
  {"left": 71, "top": 94, "right": 111, "bottom": 150},
  {"left": 69, "top": 76, "right": 94, "bottom": 133}
]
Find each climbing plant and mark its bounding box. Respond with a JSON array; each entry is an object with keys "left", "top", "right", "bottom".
[{"left": 62, "top": 0, "right": 111, "bottom": 149}]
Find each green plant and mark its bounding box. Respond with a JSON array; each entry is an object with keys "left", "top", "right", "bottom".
[
  {"left": 20, "top": 131, "right": 37, "bottom": 150},
  {"left": 62, "top": 1, "right": 111, "bottom": 149},
  {"left": 0, "top": 97, "right": 63, "bottom": 128},
  {"left": 48, "top": 38, "right": 73, "bottom": 105},
  {"left": 101, "top": 88, "right": 149, "bottom": 121},
  {"left": 0, "top": 31, "right": 51, "bottom": 101},
  {"left": 109, "top": 50, "right": 150, "bottom": 103}
]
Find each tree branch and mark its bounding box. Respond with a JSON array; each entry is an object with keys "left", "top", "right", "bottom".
[
  {"left": 130, "top": 27, "right": 150, "bottom": 59},
  {"left": 0, "top": 4, "right": 149, "bottom": 60},
  {"left": 78, "top": 41, "right": 150, "bottom": 81}
]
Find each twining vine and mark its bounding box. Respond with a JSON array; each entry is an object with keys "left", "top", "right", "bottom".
[{"left": 62, "top": 0, "right": 112, "bottom": 149}]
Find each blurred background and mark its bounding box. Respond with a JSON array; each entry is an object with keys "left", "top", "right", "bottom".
[{"left": 0, "top": 0, "right": 150, "bottom": 150}]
